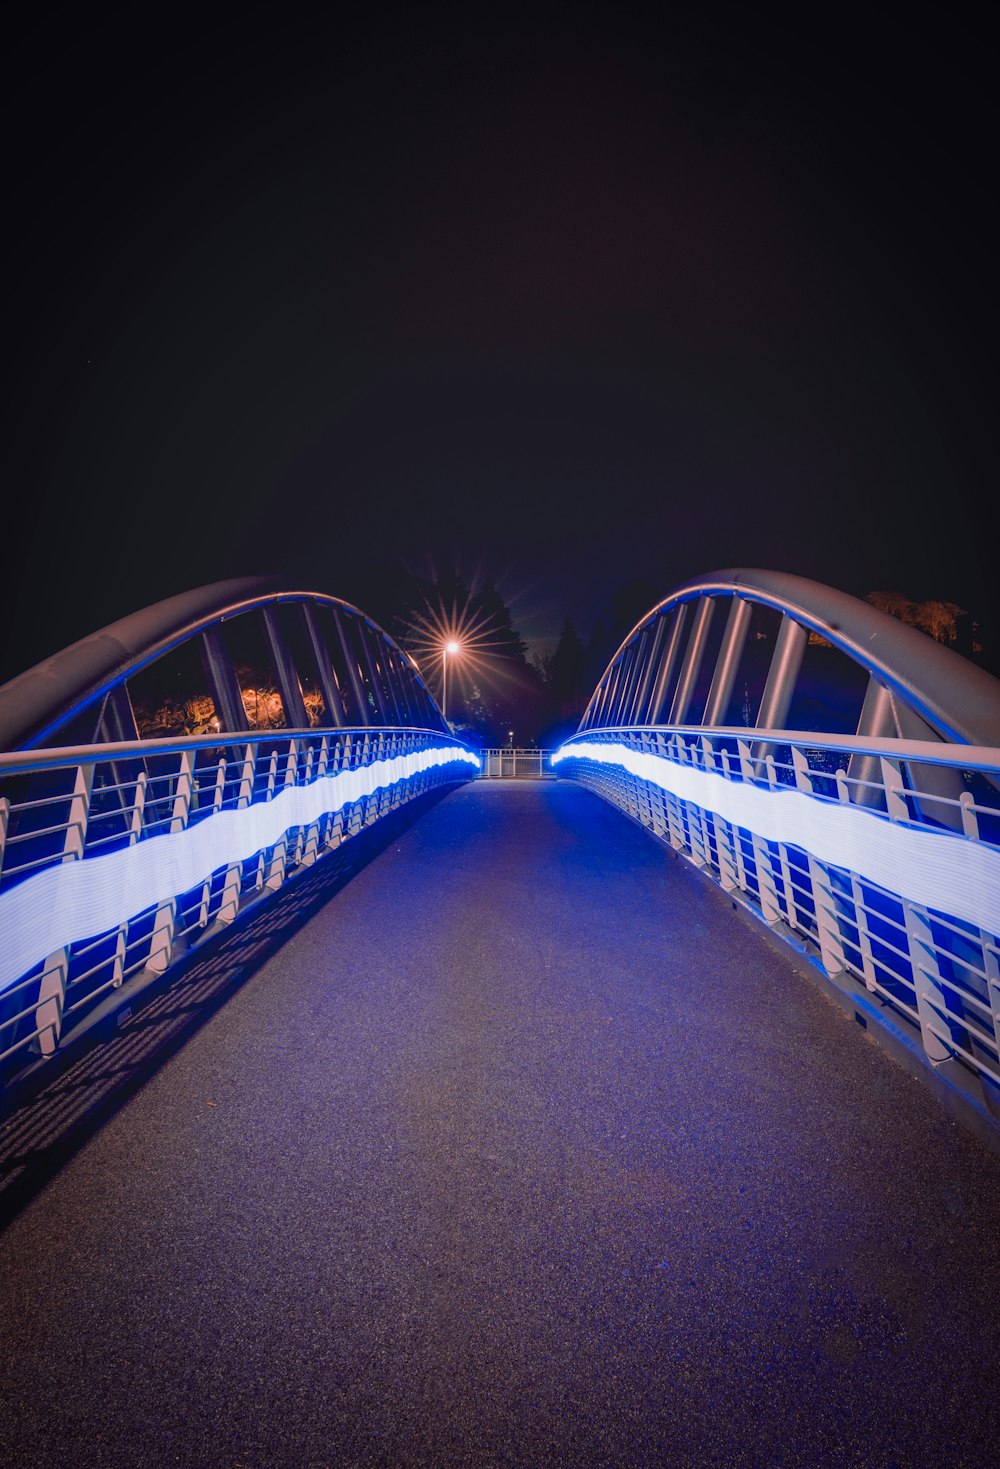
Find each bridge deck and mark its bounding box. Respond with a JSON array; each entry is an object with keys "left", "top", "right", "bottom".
[{"left": 2, "top": 780, "right": 999, "bottom": 1467}]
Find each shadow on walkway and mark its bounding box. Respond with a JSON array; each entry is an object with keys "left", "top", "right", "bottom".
[{"left": 0, "top": 787, "right": 452, "bottom": 1230}]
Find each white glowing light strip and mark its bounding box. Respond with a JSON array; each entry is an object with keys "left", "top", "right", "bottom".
[
  {"left": 554, "top": 740, "right": 1000, "bottom": 935},
  {"left": 0, "top": 745, "right": 479, "bottom": 994}
]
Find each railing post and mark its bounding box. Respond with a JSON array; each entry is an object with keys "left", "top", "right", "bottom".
[
  {"left": 328, "top": 737, "right": 348, "bottom": 848},
  {"left": 348, "top": 735, "right": 367, "bottom": 837},
  {"left": 290, "top": 745, "right": 312, "bottom": 868},
  {"left": 684, "top": 738, "right": 711, "bottom": 869},
  {"left": 879, "top": 754, "right": 909, "bottom": 823},
  {"left": 109, "top": 769, "right": 149, "bottom": 989},
  {"left": 0, "top": 795, "right": 9, "bottom": 884},
  {"left": 195, "top": 756, "right": 229, "bottom": 927},
  {"left": 878, "top": 754, "right": 952, "bottom": 1063},
  {"left": 265, "top": 741, "right": 298, "bottom": 891},
  {"left": 34, "top": 762, "right": 94, "bottom": 1055},
  {"left": 737, "top": 740, "right": 782, "bottom": 925},
  {"left": 835, "top": 768, "right": 878, "bottom": 990},
  {"left": 704, "top": 738, "right": 738, "bottom": 892},
  {"left": 791, "top": 746, "right": 846, "bottom": 976},
  {"left": 302, "top": 739, "right": 328, "bottom": 866},
  {"left": 218, "top": 744, "right": 256, "bottom": 925},
  {"left": 722, "top": 748, "right": 749, "bottom": 892},
  {"left": 663, "top": 734, "right": 686, "bottom": 851},
  {"left": 960, "top": 791, "right": 1000, "bottom": 1063},
  {"left": 764, "top": 753, "right": 797, "bottom": 927},
  {"left": 148, "top": 750, "right": 194, "bottom": 976}
]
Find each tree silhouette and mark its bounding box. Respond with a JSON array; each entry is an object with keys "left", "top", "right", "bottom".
[{"left": 549, "top": 618, "right": 587, "bottom": 714}]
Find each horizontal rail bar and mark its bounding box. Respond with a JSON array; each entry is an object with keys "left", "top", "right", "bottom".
[{"left": 0, "top": 725, "right": 452, "bottom": 775}]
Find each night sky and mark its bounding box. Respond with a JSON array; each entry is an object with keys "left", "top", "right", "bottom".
[{"left": 3, "top": 7, "right": 996, "bottom": 684}]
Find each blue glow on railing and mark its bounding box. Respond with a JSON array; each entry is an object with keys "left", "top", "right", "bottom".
[
  {"left": 554, "top": 740, "right": 1000, "bottom": 934},
  {"left": 0, "top": 745, "right": 479, "bottom": 994}
]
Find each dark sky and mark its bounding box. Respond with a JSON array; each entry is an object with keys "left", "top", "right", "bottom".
[{"left": 3, "top": 5, "right": 996, "bottom": 682}]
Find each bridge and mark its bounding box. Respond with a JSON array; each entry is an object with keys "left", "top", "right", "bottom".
[{"left": 1, "top": 570, "right": 999, "bottom": 1466}]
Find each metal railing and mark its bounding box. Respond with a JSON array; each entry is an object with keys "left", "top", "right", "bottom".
[
  {"left": 479, "top": 748, "right": 556, "bottom": 778},
  {"left": 0, "top": 725, "right": 478, "bottom": 1088},
  {"left": 555, "top": 725, "right": 1000, "bottom": 1128},
  {"left": 563, "top": 568, "right": 1000, "bottom": 1141}
]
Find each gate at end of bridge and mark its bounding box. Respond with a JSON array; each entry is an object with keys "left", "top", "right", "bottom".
[{"left": 479, "top": 748, "right": 556, "bottom": 778}]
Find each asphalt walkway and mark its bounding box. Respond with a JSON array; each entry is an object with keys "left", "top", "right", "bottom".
[{"left": 1, "top": 779, "right": 999, "bottom": 1468}]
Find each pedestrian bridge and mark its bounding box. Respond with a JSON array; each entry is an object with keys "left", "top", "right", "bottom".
[{"left": 1, "top": 569, "right": 999, "bottom": 1466}]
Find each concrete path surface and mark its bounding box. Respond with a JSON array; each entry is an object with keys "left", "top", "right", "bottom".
[{"left": 1, "top": 778, "right": 999, "bottom": 1468}]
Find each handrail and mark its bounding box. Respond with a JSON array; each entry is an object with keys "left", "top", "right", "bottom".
[
  {"left": 576, "top": 726, "right": 1000, "bottom": 774},
  {"left": 0, "top": 726, "right": 450, "bottom": 775}
]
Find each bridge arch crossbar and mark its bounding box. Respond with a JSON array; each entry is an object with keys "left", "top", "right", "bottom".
[{"left": 0, "top": 576, "right": 450, "bottom": 754}]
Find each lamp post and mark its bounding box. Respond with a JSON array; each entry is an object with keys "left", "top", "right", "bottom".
[{"left": 441, "top": 639, "right": 461, "bottom": 722}]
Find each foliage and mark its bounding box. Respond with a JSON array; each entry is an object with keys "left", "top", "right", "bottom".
[{"left": 863, "top": 591, "right": 967, "bottom": 644}]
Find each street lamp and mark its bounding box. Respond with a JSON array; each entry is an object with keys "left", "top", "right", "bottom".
[{"left": 441, "top": 639, "right": 461, "bottom": 721}]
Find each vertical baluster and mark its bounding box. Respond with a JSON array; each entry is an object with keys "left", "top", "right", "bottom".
[
  {"left": 109, "top": 770, "right": 149, "bottom": 988},
  {"left": 764, "top": 753, "right": 797, "bottom": 927},
  {"left": 736, "top": 740, "right": 782, "bottom": 925},
  {"left": 303, "top": 738, "right": 329, "bottom": 866},
  {"left": 35, "top": 763, "right": 94, "bottom": 1055},
  {"left": 722, "top": 748, "right": 749, "bottom": 894},
  {"left": 882, "top": 753, "right": 951, "bottom": 1063},
  {"left": 834, "top": 768, "right": 878, "bottom": 989},
  {"left": 684, "top": 738, "right": 710, "bottom": 869},
  {"left": 265, "top": 741, "right": 298, "bottom": 891},
  {"left": 960, "top": 791, "right": 1000, "bottom": 1066},
  {"left": 791, "top": 747, "right": 846, "bottom": 976},
  {"left": 663, "top": 734, "right": 687, "bottom": 852},
  {"left": 327, "top": 737, "right": 347, "bottom": 850},
  {"left": 289, "top": 745, "right": 310, "bottom": 870},
  {"left": 193, "top": 757, "right": 228, "bottom": 928},
  {"left": 0, "top": 795, "right": 9, "bottom": 884},
  {"left": 704, "top": 739, "right": 738, "bottom": 892},
  {"left": 219, "top": 744, "right": 256, "bottom": 924},
  {"left": 147, "top": 751, "right": 194, "bottom": 976}
]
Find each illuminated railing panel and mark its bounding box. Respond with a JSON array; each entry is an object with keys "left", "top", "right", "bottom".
[
  {"left": 555, "top": 727, "right": 1000, "bottom": 1116},
  {"left": 0, "top": 727, "right": 479, "bottom": 1080}
]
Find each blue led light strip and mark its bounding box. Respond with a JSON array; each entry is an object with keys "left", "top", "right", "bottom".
[
  {"left": 554, "top": 740, "right": 1000, "bottom": 934},
  {"left": 0, "top": 746, "right": 479, "bottom": 994}
]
